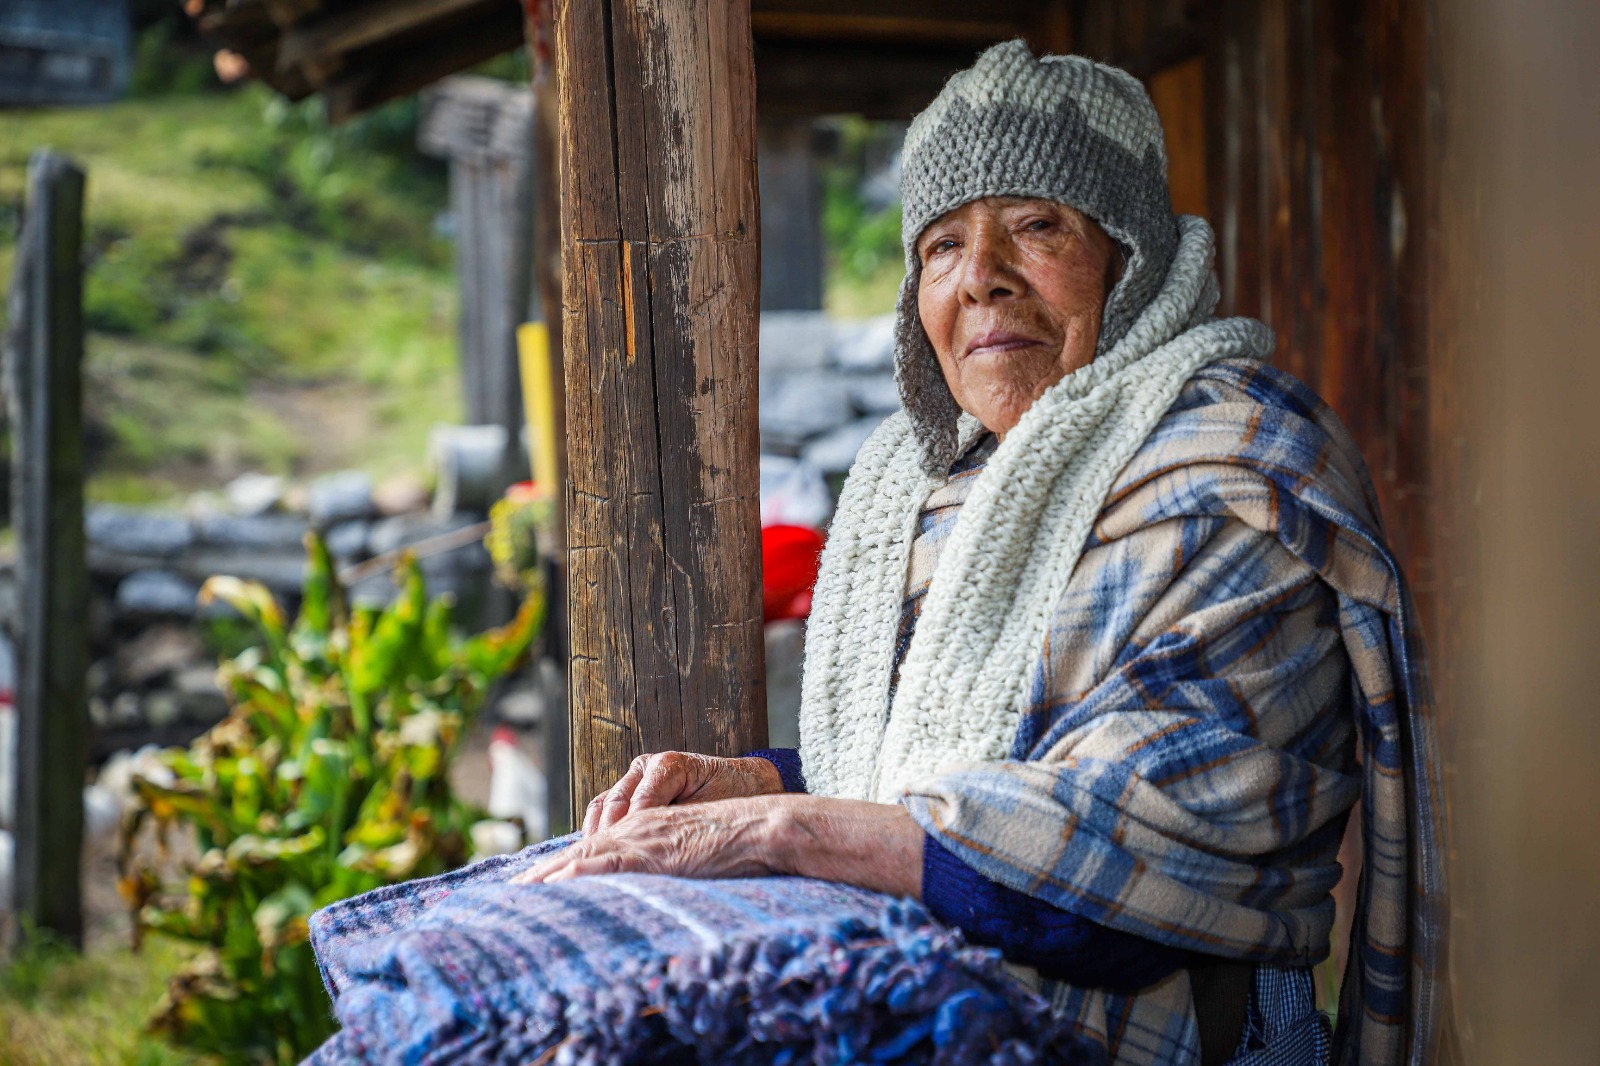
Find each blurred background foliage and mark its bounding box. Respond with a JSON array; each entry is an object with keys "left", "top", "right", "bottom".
[
  {"left": 0, "top": 24, "right": 894, "bottom": 506},
  {"left": 820, "top": 116, "right": 904, "bottom": 319},
  {"left": 0, "top": 8, "right": 466, "bottom": 506}
]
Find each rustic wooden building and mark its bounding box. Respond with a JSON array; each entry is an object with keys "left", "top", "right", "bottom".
[
  {"left": 186, "top": 1, "right": 1600, "bottom": 1055},
  {"left": 187, "top": 0, "right": 1440, "bottom": 806},
  {"left": 0, "top": 0, "right": 133, "bottom": 105}
]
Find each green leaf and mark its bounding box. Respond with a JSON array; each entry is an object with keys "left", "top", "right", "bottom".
[
  {"left": 455, "top": 586, "right": 544, "bottom": 682},
  {"left": 294, "top": 531, "right": 347, "bottom": 641},
  {"left": 198, "top": 577, "right": 287, "bottom": 649},
  {"left": 253, "top": 883, "right": 314, "bottom": 955}
]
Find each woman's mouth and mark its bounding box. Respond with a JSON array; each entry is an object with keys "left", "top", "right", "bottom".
[{"left": 964, "top": 329, "right": 1044, "bottom": 358}]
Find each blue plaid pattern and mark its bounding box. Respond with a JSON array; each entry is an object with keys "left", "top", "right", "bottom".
[{"left": 894, "top": 360, "right": 1442, "bottom": 1065}]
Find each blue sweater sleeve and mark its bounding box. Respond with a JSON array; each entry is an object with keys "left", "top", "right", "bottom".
[
  {"left": 746, "top": 747, "right": 808, "bottom": 794},
  {"left": 747, "top": 748, "right": 1192, "bottom": 991},
  {"left": 921, "top": 836, "right": 1193, "bottom": 991}
]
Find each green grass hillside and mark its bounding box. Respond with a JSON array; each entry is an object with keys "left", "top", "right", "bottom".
[{"left": 0, "top": 86, "right": 461, "bottom": 504}]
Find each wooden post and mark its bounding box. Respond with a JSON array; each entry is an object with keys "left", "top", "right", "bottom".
[
  {"left": 419, "top": 77, "right": 535, "bottom": 482},
  {"left": 552, "top": 0, "right": 767, "bottom": 809},
  {"left": 3, "top": 152, "right": 90, "bottom": 947}
]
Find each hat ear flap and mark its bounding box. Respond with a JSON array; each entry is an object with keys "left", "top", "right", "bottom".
[{"left": 892, "top": 263, "right": 963, "bottom": 476}]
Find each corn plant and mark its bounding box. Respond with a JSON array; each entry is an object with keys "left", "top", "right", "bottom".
[{"left": 118, "top": 534, "right": 542, "bottom": 1063}]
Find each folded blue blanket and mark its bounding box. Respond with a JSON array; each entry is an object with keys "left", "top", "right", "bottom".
[{"left": 304, "top": 835, "right": 1093, "bottom": 1064}]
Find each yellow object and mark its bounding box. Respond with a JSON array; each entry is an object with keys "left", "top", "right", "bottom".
[{"left": 517, "top": 321, "right": 560, "bottom": 496}]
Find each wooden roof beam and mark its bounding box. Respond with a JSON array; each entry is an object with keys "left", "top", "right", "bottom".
[
  {"left": 263, "top": 0, "right": 325, "bottom": 30},
  {"left": 750, "top": 0, "right": 1070, "bottom": 52},
  {"left": 755, "top": 40, "right": 990, "bottom": 118},
  {"left": 1072, "top": 0, "right": 1202, "bottom": 78},
  {"left": 752, "top": 13, "right": 1029, "bottom": 48},
  {"left": 321, "top": 1, "right": 523, "bottom": 123},
  {"left": 277, "top": 0, "right": 492, "bottom": 82}
]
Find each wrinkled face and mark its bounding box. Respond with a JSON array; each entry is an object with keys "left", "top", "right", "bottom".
[{"left": 916, "top": 196, "right": 1120, "bottom": 440}]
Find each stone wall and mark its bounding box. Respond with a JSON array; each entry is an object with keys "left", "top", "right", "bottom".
[{"left": 0, "top": 469, "right": 496, "bottom": 761}]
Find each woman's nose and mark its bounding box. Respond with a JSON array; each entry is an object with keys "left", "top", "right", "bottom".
[{"left": 960, "top": 229, "right": 1019, "bottom": 304}]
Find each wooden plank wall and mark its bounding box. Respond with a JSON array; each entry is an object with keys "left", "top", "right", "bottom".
[{"left": 1203, "top": 0, "right": 1438, "bottom": 651}]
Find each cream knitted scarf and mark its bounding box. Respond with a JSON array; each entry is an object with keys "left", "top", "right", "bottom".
[{"left": 799, "top": 217, "right": 1275, "bottom": 802}]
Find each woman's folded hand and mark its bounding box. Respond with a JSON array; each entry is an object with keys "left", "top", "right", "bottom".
[
  {"left": 514, "top": 798, "right": 787, "bottom": 884},
  {"left": 581, "top": 751, "right": 785, "bottom": 836},
  {"left": 511, "top": 794, "right": 923, "bottom": 900}
]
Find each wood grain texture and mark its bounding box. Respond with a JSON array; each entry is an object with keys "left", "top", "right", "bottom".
[
  {"left": 4, "top": 152, "right": 90, "bottom": 946},
  {"left": 1072, "top": 0, "right": 1202, "bottom": 77},
  {"left": 553, "top": 0, "right": 766, "bottom": 811},
  {"left": 1147, "top": 56, "right": 1207, "bottom": 218},
  {"left": 1202, "top": 0, "right": 1434, "bottom": 644}
]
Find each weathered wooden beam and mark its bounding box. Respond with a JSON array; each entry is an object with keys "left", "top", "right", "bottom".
[
  {"left": 752, "top": 12, "right": 1026, "bottom": 47},
  {"left": 420, "top": 78, "right": 534, "bottom": 456},
  {"left": 1147, "top": 55, "right": 1207, "bottom": 217},
  {"left": 751, "top": 0, "right": 1038, "bottom": 37},
  {"left": 750, "top": 0, "right": 1069, "bottom": 53},
  {"left": 3, "top": 152, "right": 90, "bottom": 947},
  {"left": 277, "top": 0, "right": 489, "bottom": 77},
  {"left": 321, "top": 2, "right": 524, "bottom": 124},
  {"left": 1073, "top": 0, "right": 1203, "bottom": 77},
  {"left": 553, "top": 0, "right": 767, "bottom": 810},
  {"left": 754, "top": 40, "right": 979, "bottom": 118}
]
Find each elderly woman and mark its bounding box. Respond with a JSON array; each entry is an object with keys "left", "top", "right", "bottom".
[
  {"left": 510, "top": 42, "right": 1443, "bottom": 1065},
  {"left": 312, "top": 43, "right": 1443, "bottom": 1066}
]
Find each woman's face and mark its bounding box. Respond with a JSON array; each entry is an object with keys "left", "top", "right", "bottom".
[{"left": 915, "top": 196, "right": 1120, "bottom": 439}]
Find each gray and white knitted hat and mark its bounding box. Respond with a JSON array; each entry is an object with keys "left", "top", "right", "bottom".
[{"left": 894, "top": 39, "right": 1178, "bottom": 472}]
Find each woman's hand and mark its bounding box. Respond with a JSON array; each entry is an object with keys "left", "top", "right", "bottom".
[
  {"left": 581, "top": 751, "right": 784, "bottom": 836},
  {"left": 513, "top": 794, "right": 924, "bottom": 900},
  {"left": 515, "top": 798, "right": 785, "bottom": 884}
]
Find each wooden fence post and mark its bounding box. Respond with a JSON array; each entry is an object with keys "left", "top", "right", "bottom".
[
  {"left": 552, "top": 0, "right": 767, "bottom": 810},
  {"left": 3, "top": 151, "right": 90, "bottom": 947},
  {"left": 418, "top": 77, "right": 535, "bottom": 489}
]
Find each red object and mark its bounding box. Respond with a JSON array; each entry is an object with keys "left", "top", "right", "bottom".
[{"left": 761, "top": 524, "right": 825, "bottom": 623}]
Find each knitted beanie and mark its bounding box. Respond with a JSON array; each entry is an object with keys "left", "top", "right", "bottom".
[{"left": 893, "top": 39, "right": 1179, "bottom": 473}]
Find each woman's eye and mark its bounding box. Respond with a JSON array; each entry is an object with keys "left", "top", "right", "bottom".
[{"left": 1025, "top": 218, "right": 1054, "bottom": 233}]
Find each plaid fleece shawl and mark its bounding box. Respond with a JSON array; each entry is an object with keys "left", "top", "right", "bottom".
[{"left": 805, "top": 357, "right": 1444, "bottom": 1065}]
